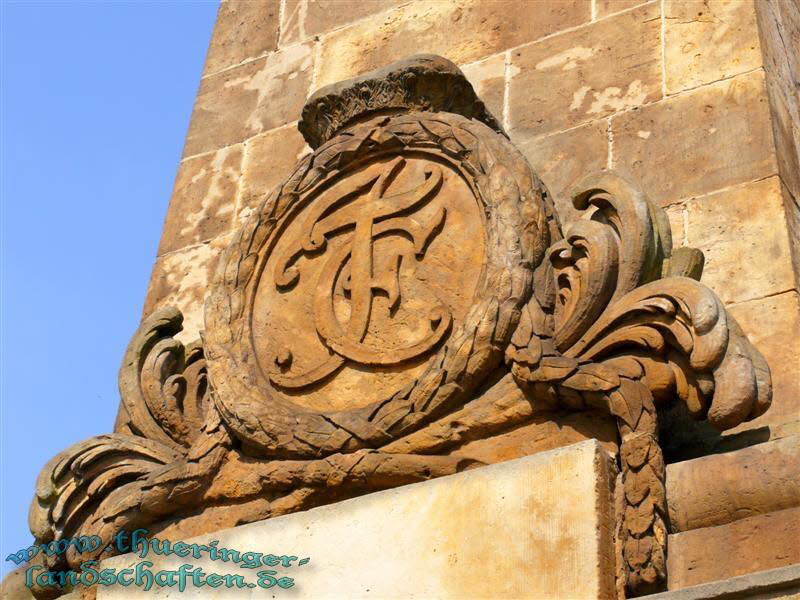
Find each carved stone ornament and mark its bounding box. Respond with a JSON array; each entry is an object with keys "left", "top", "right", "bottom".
[{"left": 28, "top": 55, "right": 771, "bottom": 598}]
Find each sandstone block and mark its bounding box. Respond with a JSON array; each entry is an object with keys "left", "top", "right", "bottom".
[
  {"left": 595, "top": 0, "right": 649, "bottom": 17},
  {"left": 99, "top": 441, "right": 617, "bottom": 599},
  {"left": 664, "top": 0, "right": 762, "bottom": 94},
  {"left": 203, "top": 1, "right": 280, "bottom": 77},
  {"left": 305, "top": 0, "right": 407, "bottom": 38},
  {"left": 611, "top": 69, "right": 777, "bottom": 205},
  {"left": 518, "top": 119, "right": 609, "bottom": 223},
  {"left": 665, "top": 203, "right": 686, "bottom": 246},
  {"left": 450, "top": 411, "right": 619, "bottom": 463},
  {"left": 667, "top": 507, "right": 800, "bottom": 590},
  {"left": 508, "top": 2, "right": 661, "bottom": 140},
  {"left": 767, "top": 85, "right": 800, "bottom": 214},
  {"left": 683, "top": 176, "right": 794, "bottom": 305},
  {"left": 756, "top": 0, "right": 800, "bottom": 283},
  {"left": 238, "top": 124, "right": 310, "bottom": 226},
  {"left": 142, "top": 234, "right": 233, "bottom": 342},
  {"left": 461, "top": 52, "right": 506, "bottom": 124},
  {"left": 666, "top": 435, "right": 800, "bottom": 533},
  {"left": 157, "top": 145, "right": 242, "bottom": 256},
  {"left": 315, "top": 0, "right": 591, "bottom": 89},
  {"left": 728, "top": 290, "right": 800, "bottom": 430},
  {"left": 184, "top": 43, "right": 313, "bottom": 157}
]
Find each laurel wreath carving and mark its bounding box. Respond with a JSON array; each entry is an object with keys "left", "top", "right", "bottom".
[{"left": 203, "top": 111, "right": 554, "bottom": 459}]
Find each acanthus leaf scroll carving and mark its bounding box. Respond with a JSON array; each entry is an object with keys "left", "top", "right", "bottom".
[
  {"left": 505, "top": 172, "right": 770, "bottom": 595},
  {"left": 26, "top": 55, "right": 771, "bottom": 599}
]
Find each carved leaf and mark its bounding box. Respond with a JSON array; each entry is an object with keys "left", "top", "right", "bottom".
[
  {"left": 29, "top": 434, "right": 181, "bottom": 559},
  {"left": 115, "top": 308, "right": 211, "bottom": 450}
]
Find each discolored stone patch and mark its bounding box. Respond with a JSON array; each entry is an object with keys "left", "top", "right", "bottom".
[
  {"left": 508, "top": 2, "right": 661, "bottom": 139},
  {"left": 314, "top": 0, "right": 591, "bottom": 89},
  {"left": 461, "top": 52, "right": 507, "bottom": 123},
  {"left": 304, "top": 0, "right": 407, "bottom": 38},
  {"left": 143, "top": 234, "right": 234, "bottom": 342},
  {"left": 158, "top": 145, "right": 242, "bottom": 255},
  {"left": 595, "top": 0, "right": 650, "bottom": 17},
  {"left": 238, "top": 123, "right": 310, "bottom": 226},
  {"left": 184, "top": 42, "right": 313, "bottom": 157}
]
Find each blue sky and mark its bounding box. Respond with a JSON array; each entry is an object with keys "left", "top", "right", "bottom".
[{"left": 1, "top": 1, "right": 219, "bottom": 572}]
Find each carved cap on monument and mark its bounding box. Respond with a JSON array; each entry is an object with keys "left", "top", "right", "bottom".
[
  {"left": 298, "top": 54, "right": 504, "bottom": 149},
  {"left": 204, "top": 55, "right": 551, "bottom": 459}
]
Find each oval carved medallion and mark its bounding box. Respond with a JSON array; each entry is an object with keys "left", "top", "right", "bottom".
[
  {"left": 204, "top": 112, "right": 548, "bottom": 458},
  {"left": 253, "top": 154, "right": 485, "bottom": 412}
]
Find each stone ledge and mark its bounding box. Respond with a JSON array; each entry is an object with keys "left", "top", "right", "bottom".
[
  {"left": 643, "top": 564, "right": 800, "bottom": 600},
  {"left": 666, "top": 435, "right": 800, "bottom": 533}
]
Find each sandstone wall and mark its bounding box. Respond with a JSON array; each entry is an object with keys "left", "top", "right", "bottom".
[
  {"left": 144, "top": 0, "right": 798, "bottom": 444},
  {"left": 140, "top": 1, "right": 800, "bottom": 590}
]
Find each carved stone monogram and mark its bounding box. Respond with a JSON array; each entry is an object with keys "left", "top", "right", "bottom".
[
  {"left": 25, "top": 55, "right": 772, "bottom": 600},
  {"left": 256, "top": 155, "right": 482, "bottom": 410}
]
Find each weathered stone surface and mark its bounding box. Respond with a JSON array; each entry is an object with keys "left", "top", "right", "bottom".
[
  {"left": 157, "top": 145, "right": 242, "bottom": 256},
  {"left": 682, "top": 176, "right": 795, "bottom": 305},
  {"left": 666, "top": 435, "right": 800, "bottom": 533},
  {"left": 667, "top": 507, "right": 800, "bottom": 590},
  {"left": 595, "top": 0, "right": 648, "bottom": 17},
  {"left": 202, "top": 0, "right": 280, "bottom": 77},
  {"left": 237, "top": 123, "right": 309, "bottom": 226},
  {"left": 756, "top": 0, "right": 800, "bottom": 290},
  {"left": 518, "top": 120, "right": 609, "bottom": 224},
  {"left": 29, "top": 53, "right": 777, "bottom": 600},
  {"left": 305, "top": 0, "right": 407, "bottom": 37},
  {"left": 450, "top": 410, "right": 619, "bottom": 463},
  {"left": 664, "top": 0, "right": 762, "bottom": 94},
  {"left": 279, "top": 0, "right": 302, "bottom": 47},
  {"left": 142, "top": 235, "right": 232, "bottom": 342},
  {"left": 315, "top": 0, "right": 591, "bottom": 89},
  {"left": 728, "top": 290, "right": 800, "bottom": 430},
  {"left": 756, "top": 0, "right": 800, "bottom": 202},
  {"left": 461, "top": 53, "right": 506, "bottom": 123},
  {"left": 508, "top": 2, "right": 661, "bottom": 140},
  {"left": 300, "top": 54, "right": 502, "bottom": 149},
  {"left": 649, "top": 565, "right": 800, "bottom": 600},
  {"left": 0, "top": 566, "right": 36, "bottom": 600},
  {"left": 183, "top": 43, "right": 313, "bottom": 157},
  {"left": 97, "top": 441, "right": 618, "bottom": 600},
  {"left": 612, "top": 70, "right": 778, "bottom": 205}
]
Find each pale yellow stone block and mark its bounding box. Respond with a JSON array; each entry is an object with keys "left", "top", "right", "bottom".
[
  {"left": 684, "top": 176, "right": 795, "bottom": 305},
  {"left": 664, "top": 0, "right": 762, "bottom": 94},
  {"left": 98, "top": 440, "right": 617, "bottom": 599}
]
